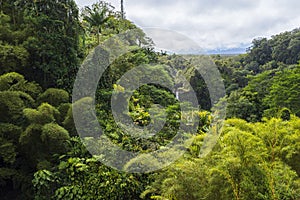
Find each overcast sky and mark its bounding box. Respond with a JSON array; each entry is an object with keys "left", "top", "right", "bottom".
[{"left": 75, "top": 0, "right": 300, "bottom": 51}]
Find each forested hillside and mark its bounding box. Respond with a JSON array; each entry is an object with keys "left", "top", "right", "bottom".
[{"left": 0, "top": 1, "right": 299, "bottom": 200}]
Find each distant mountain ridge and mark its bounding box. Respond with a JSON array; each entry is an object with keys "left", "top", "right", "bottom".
[
  {"left": 205, "top": 47, "right": 248, "bottom": 55},
  {"left": 173, "top": 46, "right": 250, "bottom": 55}
]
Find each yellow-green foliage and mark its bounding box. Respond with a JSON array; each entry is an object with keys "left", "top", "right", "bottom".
[
  {"left": 0, "top": 72, "right": 24, "bottom": 91},
  {"left": 146, "top": 117, "right": 300, "bottom": 200},
  {"left": 0, "top": 72, "right": 41, "bottom": 98},
  {"left": 0, "top": 91, "right": 34, "bottom": 123},
  {"left": 23, "top": 103, "right": 60, "bottom": 125},
  {"left": 41, "top": 123, "right": 69, "bottom": 142},
  {"left": 38, "top": 88, "right": 69, "bottom": 107},
  {"left": 41, "top": 123, "right": 69, "bottom": 153}
]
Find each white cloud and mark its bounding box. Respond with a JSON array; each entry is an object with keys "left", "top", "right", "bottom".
[{"left": 76, "top": 0, "right": 300, "bottom": 51}]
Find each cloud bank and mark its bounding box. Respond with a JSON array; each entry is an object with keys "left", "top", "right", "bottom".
[{"left": 76, "top": 0, "right": 300, "bottom": 51}]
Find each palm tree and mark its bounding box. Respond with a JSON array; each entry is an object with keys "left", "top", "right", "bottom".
[{"left": 82, "top": 3, "right": 110, "bottom": 45}]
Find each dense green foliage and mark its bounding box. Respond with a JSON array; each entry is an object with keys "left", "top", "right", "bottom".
[
  {"left": 143, "top": 117, "right": 300, "bottom": 200},
  {"left": 0, "top": 0, "right": 83, "bottom": 90},
  {"left": 214, "top": 29, "right": 300, "bottom": 122},
  {"left": 0, "top": 1, "right": 299, "bottom": 199}
]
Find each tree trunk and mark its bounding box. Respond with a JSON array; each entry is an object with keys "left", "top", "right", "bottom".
[{"left": 121, "top": 0, "right": 125, "bottom": 19}]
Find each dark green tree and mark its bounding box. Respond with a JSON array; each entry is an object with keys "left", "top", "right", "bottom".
[{"left": 19, "top": 0, "right": 82, "bottom": 90}]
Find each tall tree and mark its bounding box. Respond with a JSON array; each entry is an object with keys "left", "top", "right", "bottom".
[{"left": 17, "top": 0, "right": 82, "bottom": 90}]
